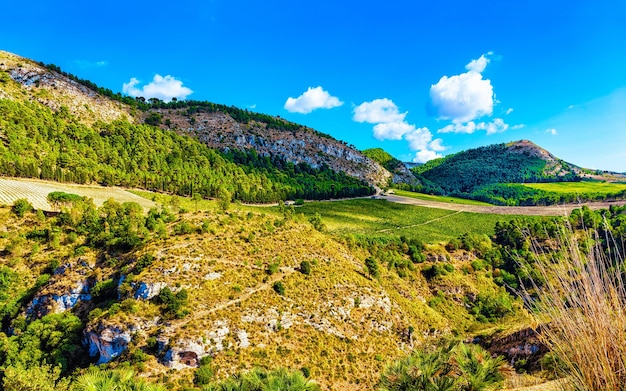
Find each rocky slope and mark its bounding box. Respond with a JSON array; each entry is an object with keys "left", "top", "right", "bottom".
[
  {"left": 153, "top": 108, "right": 391, "bottom": 186},
  {"left": 0, "top": 50, "right": 392, "bottom": 188}
]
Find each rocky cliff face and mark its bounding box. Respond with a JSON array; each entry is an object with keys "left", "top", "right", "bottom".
[
  {"left": 156, "top": 109, "right": 392, "bottom": 187},
  {"left": 0, "top": 51, "right": 132, "bottom": 124}
]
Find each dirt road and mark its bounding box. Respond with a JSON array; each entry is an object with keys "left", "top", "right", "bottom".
[{"left": 380, "top": 194, "right": 626, "bottom": 216}]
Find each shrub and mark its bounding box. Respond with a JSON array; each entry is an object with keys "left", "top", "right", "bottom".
[
  {"left": 299, "top": 260, "right": 312, "bottom": 275},
  {"left": 273, "top": 281, "right": 285, "bottom": 295},
  {"left": 12, "top": 198, "right": 33, "bottom": 218},
  {"left": 365, "top": 256, "right": 380, "bottom": 279},
  {"left": 378, "top": 342, "right": 505, "bottom": 391}
]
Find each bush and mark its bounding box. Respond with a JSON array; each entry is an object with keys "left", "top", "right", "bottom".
[
  {"left": 273, "top": 281, "right": 285, "bottom": 295},
  {"left": 365, "top": 257, "right": 380, "bottom": 279},
  {"left": 12, "top": 198, "right": 33, "bottom": 218},
  {"left": 378, "top": 342, "right": 505, "bottom": 391},
  {"left": 299, "top": 260, "right": 312, "bottom": 275}
]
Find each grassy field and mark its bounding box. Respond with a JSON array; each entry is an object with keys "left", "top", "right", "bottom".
[
  {"left": 523, "top": 181, "right": 626, "bottom": 195},
  {"left": 393, "top": 189, "right": 492, "bottom": 205},
  {"left": 0, "top": 177, "right": 156, "bottom": 211},
  {"left": 296, "top": 198, "right": 537, "bottom": 243}
]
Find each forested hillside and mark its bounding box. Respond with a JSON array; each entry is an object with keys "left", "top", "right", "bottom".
[
  {"left": 410, "top": 141, "right": 585, "bottom": 204},
  {"left": 0, "top": 99, "right": 372, "bottom": 202}
]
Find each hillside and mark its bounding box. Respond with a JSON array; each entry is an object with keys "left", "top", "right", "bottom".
[
  {"left": 410, "top": 140, "right": 626, "bottom": 205},
  {"left": 0, "top": 50, "right": 393, "bottom": 190},
  {"left": 0, "top": 190, "right": 544, "bottom": 390},
  {"left": 413, "top": 140, "right": 579, "bottom": 193},
  {"left": 362, "top": 148, "right": 419, "bottom": 187}
]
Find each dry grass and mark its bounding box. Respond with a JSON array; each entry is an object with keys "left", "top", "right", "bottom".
[{"left": 522, "top": 224, "right": 626, "bottom": 391}]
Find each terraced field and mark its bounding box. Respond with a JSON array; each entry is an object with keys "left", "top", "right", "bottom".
[{"left": 0, "top": 177, "right": 155, "bottom": 211}]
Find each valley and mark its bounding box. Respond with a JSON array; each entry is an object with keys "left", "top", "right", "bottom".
[{"left": 0, "top": 49, "right": 624, "bottom": 391}]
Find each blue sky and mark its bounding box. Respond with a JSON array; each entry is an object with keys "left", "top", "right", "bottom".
[{"left": 2, "top": 0, "right": 625, "bottom": 171}]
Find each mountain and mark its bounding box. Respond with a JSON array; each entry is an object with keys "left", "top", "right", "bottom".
[{"left": 0, "top": 50, "right": 393, "bottom": 193}]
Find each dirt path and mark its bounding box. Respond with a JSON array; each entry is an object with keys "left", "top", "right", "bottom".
[{"left": 381, "top": 194, "right": 626, "bottom": 216}]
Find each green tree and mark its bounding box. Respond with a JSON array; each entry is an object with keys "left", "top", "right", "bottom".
[{"left": 365, "top": 257, "right": 380, "bottom": 279}]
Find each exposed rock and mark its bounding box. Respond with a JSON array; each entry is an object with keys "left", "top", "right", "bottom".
[
  {"left": 26, "top": 280, "right": 91, "bottom": 319},
  {"left": 85, "top": 325, "right": 132, "bottom": 364},
  {"left": 158, "top": 109, "right": 392, "bottom": 187},
  {"left": 162, "top": 320, "right": 231, "bottom": 369},
  {"left": 133, "top": 281, "right": 168, "bottom": 300},
  {"left": 84, "top": 318, "right": 159, "bottom": 364},
  {"left": 481, "top": 326, "right": 548, "bottom": 371}
]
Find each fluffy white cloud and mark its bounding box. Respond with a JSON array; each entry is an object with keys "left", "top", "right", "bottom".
[
  {"left": 430, "top": 71, "right": 494, "bottom": 123},
  {"left": 511, "top": 124, "right": 525, "bottom": 130},
  {"left": 123, "top": 75, "right": 193, "bottom": 102},
  {"left": 465, "top": 53, "right": 491, "bottom": 73},
  {"left": 404, "top": 127, "right": 434, "bottom": 151},
  {"left": 479, "top": 118, "right": 508, "bottom": 134},
  {"left": 284, "top": 86, "right": 343, "bottom": 114},
  {"left": 429, "top": 52, "right": 499, "bottom": 126},
  {"left": 354, "top": 98, "right": 445, "bottom": 163},
  {"left": 353, "top": 98, "right": 406, "bottom": 124},
  {"left": 505, "top": 108, "right": 514, "bottom": 115},
  {"left": 437, "top": 118, "right": 508, "bottom": 135},
  {"left": 373, "top": 121, "right": 414, "bottom": 140},
  {"left": 438, "top": 121, "right": 478, "bottom": 134},
  {"left": 413, "top": 149, "right": 442, "bottom": 163},
  {"left": 545, "top": 128, "right": 558, "bottom": 135}
]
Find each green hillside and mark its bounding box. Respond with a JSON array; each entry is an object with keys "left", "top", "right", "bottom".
[
  {"left": 0, "top": 98, "right": 372, "bottom": 202},
  {"left": 410, "top": 141, "right": 586, "bottom": 205}
]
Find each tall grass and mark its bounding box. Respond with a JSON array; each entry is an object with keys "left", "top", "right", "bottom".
[{"left": 522, "top": 222, "right": 626, "bottom": 390}]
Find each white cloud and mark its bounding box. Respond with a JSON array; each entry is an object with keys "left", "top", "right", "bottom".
[
  {"left": 478, "top": 118, "right": 508, "bottom": 135},
  {"left": 123, "top": 74, "right": 193, "bottom": 102},
  {"left": 430, "top": 71, "right": 494, "bottom": 123},
  {"left": 428, "top": 138, "right": 446, "bottom": 152},
  {"left": 437, "top": 118, "right": 508, "bottom": 135},
  {"left": 353, "top": 98, "right": 406, "bottom": 124},
  {"left": 506, "top": 108, "right": 514, "bottom": 115},
  {"left": 511, "top": 124, "right": 525, "bottom": 129},
  {"left": 284, "top": 86, "right": 343, "bottom": 114},
  {"left": 413, "top": 149, "right": 442, "bottom": 163},
  {"left": 545, "top": 128, "right": 558, "bottom": 135},
  {"left": 373, "top": 121, "right": 414, "bottom": 140},
  {"left": 353, "top": 98, "right": 445, "bottom": 163},
  {"left": 465, "top": 53, "right": 491, "bottom": 73},
  {"left": 438, "top": 121, "right": 478, "bottom": 134},
  {"left": 404, "top": 127, "right": 434, "bottom": 151}
]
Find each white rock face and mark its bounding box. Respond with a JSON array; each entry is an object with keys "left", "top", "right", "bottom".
[
  {"left": 84, "top": 326, "right": 132, "bottom": 364},
  {"left": 162, "top": 320, "right": 231, "bottom": 369}
]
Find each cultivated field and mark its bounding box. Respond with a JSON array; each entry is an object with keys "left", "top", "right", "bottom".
[
  {"left": 297, "top": 198, "right": 539, "bottom": 243},
  {"left": 393, "top": 189, "right": 492, "bottom": 206},
  {"left": 0, "top": 177, "right": 156, "bottom": 211},
  {"left": 523, "top": 181, "right": 626, "bottom": 194}
]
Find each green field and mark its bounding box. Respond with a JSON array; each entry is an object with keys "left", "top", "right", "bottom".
[
  {"left": 297, "top": 199, "right": 537, "bottom": 243},
  {"left": 523, "top": 181, "right": 626, "bottom": 194},
  {"left": 392, "top": 189, "right": 492, "bottom": 205}
]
